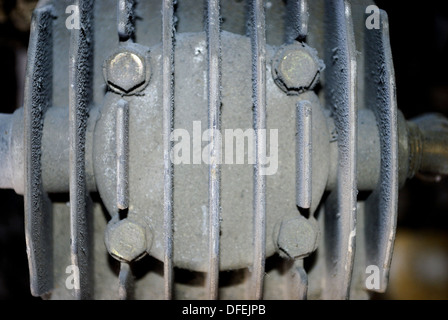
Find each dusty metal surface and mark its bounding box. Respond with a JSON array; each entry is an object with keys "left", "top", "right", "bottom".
[
  {"left": 363, "top": 9, "right": 399, "bottom": 294},
  {"left": 285, "top": 0, "right": 308, "bottom": 44},
  {"left": 68, "top": 0, "right": 94, "bottom": 300},
  {"left": 118, "top": 262, "right": 134, "bottom": 300},
  {"left": 94, "top": 31, "right": 310, "bottom": 273},
  {"left": 249, "top": 0, "right": 267, "bottom": 300},
  {"left": 117, "top": 0, "right": 135, "bottom": 42},
  {"left": 320, "top": 0, "right": 358, "bottom": 300},
  {"left": 205, "top": 0, "right": 222, "bottom": 300},
  {"left": 296, "top": 100, "right": 312, "bottom": 209},
  {"left": 272, "top": 42, "right": 323, "bottom": 95},
  {"left": 161, "top": 0, "right": 175, "bottom": 300},
  {"left": 23, "top": 2, "right": 53, "bottom": 297},
  {"left": 115, "top": 99, "right": 129, "bottom": 211},
  {"left": 408, "top": 114, "right": 448, "bottom": 178},
  {"left": 1, "top": 0, "right": 448, "bottom": 300}
]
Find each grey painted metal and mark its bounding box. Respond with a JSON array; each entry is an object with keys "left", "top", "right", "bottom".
[
  {"left": 296, "top": 100, "right": 312, "bottom": 209},
  {"left": 364, "top": 10, "right": 398, "bottom": 293},
  {"left": 117, "top": 0, "right": 135, "bottom": 42},
  {"left": 250, "top": 0, "right": 267, "bottom": 300},
  {"left": 115, "top": 1, "right": 135, "bottom": 302},
  {"left": 406, "top": 121, "right": 423, "bottom": 179},
  {"left": 105, "top": 218, "right": 149, "bottom": 262},
  {"left": 23, "top": 3, "right": 54, "bottom": 297},
  {"left": 397, "top": 111, "right": 410, "bottom": 186},
  {"left": 162, "top": 0, "right": 175, "bottom": 300},
  {"left": 276, "top": 215, "right": 318, "bottom": 259},
  {"left": 0, "top": 114, "right": 13, "bottom": 189},
  {"left": 325, "top": 109, "right": 382, "bottom": 192},
  {"left": 285, "top": 0, "right": 309, "bottom": 43},
  {"left": 12, "top": 0, "right": 441, "bottom": 300},
  {"left": 118, "top": 262, "right": 134, "bottom": 300},
  {"left": 69, "top": 0, "right": 94, "bottom": 300},
  {"left": 0, "top": 110, "right": 24, "bottom": 194},
  {"left": 271, "top": 43, "right": 323, "bottom": 95},
  {"left": 408, "top": 114, "right": 448, "bottom": 177},
  {"left": 291, "top": 260, "right": 308, "bottom": 300},
  {"left": 103, "top": 45, "right": 151, "bottom": 95},
  {"left": 92, "top": 32, "right": 330, "bottom": 273},
  {"left": 116, "top": 100, "right": 129, "bottom": 210},
  {"left": 0, "top": 107, "right": 98, "bottom": 195},
  {"left": 322, "top": 0, "right": 358, "bottom": 299},
  {"left": 206, "top": 0, "right": 222, "bottom": 300}
]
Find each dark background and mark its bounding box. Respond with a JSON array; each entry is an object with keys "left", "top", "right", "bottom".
[{"left": 0, "top": 0, "right": 447, "bottom": 299}]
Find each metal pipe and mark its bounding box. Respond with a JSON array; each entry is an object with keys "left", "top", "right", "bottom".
[
  {"left": 285, "top": 0, "right": 309, "bottom": 43},
  {"left": 206, "top": 0, "right": 222, "bottom": 300},
  {"left": 162, "top": 0, "right": 175, "bottom": 300},
  {"left": 296, "top": 100, "right": 313, "bottom": 209},
  {"left": 408, "top": 113, "right": 448, "bottom": 178},
  {"left": 69, "top": 0, "right": 94, "bottom": 300}
]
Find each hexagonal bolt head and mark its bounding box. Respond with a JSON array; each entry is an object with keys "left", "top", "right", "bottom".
[
  {"left": 276, "top": 216, "right": 319, "bottom": 259},
  {"left": 272, "top": 42, "right": 324, "bottom": 95},
  {"left": 103, "top": 43, "right": 151, "bottom": 95},
  {"left": 105, "top": 219, "right": 150, "bottom": 262}
]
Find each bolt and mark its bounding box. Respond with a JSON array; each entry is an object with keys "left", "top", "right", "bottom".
[
  {"left": 103, "top": 44, "right": 151, "bottom": 95},
  {"left": 276, "top": 215, "right": 318, "bottom": 259},
  {"left": 272, "top": 43, "right": 323, "bottom": 95},
  {"left": 105, "top": 219, "right": 149, "bottom": 262}
]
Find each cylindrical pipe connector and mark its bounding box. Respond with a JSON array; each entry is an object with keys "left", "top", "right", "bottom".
[
  {"left": 407, "top": 113, "right": 448, "bottom": 179},
  {"left": 0, "top": 106, "right": 97, "bottom": 195},
  {"left": 0, "top": 109, "right": 24, "bottom": 194},
  {"left": 0, "top": 113, "right": 15, "bottom": 189}
]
